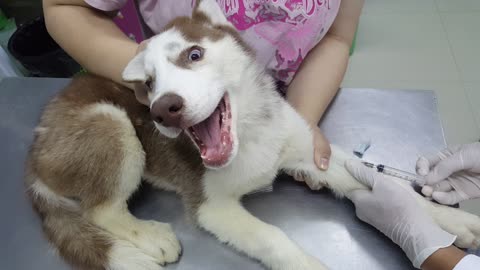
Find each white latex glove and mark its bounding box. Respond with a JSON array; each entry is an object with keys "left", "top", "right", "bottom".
[
  {"left": 416, "top": 142, "right": 480, "bottom": 205},
  {"left": 345, "top": 159, "right": 456, "bottom": 269}
]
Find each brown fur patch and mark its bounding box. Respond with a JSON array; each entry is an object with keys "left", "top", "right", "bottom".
[
  {"left": 213, "top": 24, "right": 254, "bottom": 56},
  {"left": 25, "top": 184, "right": 111, "bottom": 270},
  {"left": 162, "top": 14, "right": 254, "bottom": 57},
  {"left": 163, "top": 16, "right": 224, "bottom": 43},
  {"left": 191, "top": 10, "right": 212, "bottom": 25},
  {"left": 142, "top": 132, "right": 206, "bottom": 216},
  {"left": 28, "top": 77, "right": 141, "bottom": 208},
  {"left": 32, "top": 113, "right": 125, "bottom": 208}
]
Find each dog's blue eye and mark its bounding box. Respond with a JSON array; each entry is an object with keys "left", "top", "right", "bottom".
[{"left": 188, "top": 47, "right": 202, "bottom": 61}]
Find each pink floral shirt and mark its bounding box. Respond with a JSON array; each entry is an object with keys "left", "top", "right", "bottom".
[{"left": 85, "top": 0, "right": 340, "bottom": 84}]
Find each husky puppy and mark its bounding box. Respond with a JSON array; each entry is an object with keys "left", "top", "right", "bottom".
[{"left": 25, "top": 1, "right": 480, "bottom": 269}]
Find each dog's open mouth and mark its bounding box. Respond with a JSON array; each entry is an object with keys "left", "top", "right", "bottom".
[{"left": 187, "top": 93, "right": 233, "bottom": 168}]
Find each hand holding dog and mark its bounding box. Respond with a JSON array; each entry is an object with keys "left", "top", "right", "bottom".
[{"left": 312, "top": 126, "right": 331, "bottom": 171}]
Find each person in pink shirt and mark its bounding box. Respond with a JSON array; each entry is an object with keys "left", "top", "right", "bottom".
[{"left": 42, "top": 0, "right": 364, "bottom": 173}]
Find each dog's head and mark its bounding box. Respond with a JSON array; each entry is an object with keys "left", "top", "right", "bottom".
[{"left": 122, "top": 0, "right": 255, "bottom": 169}]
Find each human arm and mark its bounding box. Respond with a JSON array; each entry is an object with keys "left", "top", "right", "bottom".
[
  {"left": 423, "top": 246, "right": 480, "bottom": 270},
  {"left": 286, "top": 0, "right": 364, "bottom": 170},
  {"left": 416, "top": 142, "right": 480, "bottom": 205},
  {"left": 422, "top": 246, "right": 467, "bottom": 270},
  {"left": 42, "top": 0, "right": 138, "bottom": 88}
]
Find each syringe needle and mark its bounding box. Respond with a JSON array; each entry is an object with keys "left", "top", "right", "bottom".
[{"left": 361, "top": 161, "right": 425, "bottom": 185}]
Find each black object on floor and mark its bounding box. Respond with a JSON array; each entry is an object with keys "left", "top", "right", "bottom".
[{"left": 7, "top": 16, "right": 81, "bottom": 77}]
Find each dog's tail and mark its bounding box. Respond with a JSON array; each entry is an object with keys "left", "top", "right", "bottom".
[{"left": 26, "top": 179, "right": 157, "bottom": 270}]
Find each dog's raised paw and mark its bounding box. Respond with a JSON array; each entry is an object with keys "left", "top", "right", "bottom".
[
  {"left": 431, "top": 205, "right": 480, "bottom": 249},
  {"left": 127, "top": 221, "right": 182, "bottom": 265}
]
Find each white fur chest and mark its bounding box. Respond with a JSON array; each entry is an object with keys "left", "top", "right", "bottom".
[{"left": 202, "top": 122, "right": 288, "bottom": 199}]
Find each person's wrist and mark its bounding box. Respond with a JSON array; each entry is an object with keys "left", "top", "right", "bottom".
[
  {"left": 289, "top": 103, "right": 320, "bottom": 128},
  {"left": 304, "top": 114, "right": 320, "bottom": 128},
  {"left": 299, "top": 115, "right": 319, "bottom": 130},
  {"left": 407, "top": 226, "right": 457, "bottom": 268},
  {"left": 421, "top": 245, "right": 466, "bottom": 270}
]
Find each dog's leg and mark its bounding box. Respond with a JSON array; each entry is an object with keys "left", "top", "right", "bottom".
[
  {"left": 280, "top": 114, "right": 480, "bottom": 249},
  {"left": 84, "top": 105, "right": 181, "bottom": 266},
  {"left": 196, "top": 198, "right": 328, "bottom": 270},
  {"left": 279, "top": 113, "right": 365, "bottom": 196},
  {"left": 75, "top": 105, "right": 182, "bottom": 268},
  {"left": 88, "top": 200, "right": 181, "bottom": 266}
]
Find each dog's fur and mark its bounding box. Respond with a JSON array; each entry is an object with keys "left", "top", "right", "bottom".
[{"left": 25, "top": 1, "right": 480, "bottom": 269}]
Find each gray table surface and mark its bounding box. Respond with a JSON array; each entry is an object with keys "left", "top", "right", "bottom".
[{"left": 0, "top": 77, "right": 447, "bottom": 270}]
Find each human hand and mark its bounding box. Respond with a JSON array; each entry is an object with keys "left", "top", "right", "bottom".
[
  {"left": 312, "top": 126, "right": 331, "bottom": 171},
  {"left": 416, "top": 142, "right": 480, "bottom": 205},
  {"left": 290, "top": 126, "right": 331, "bottom": 184},
  {"left": 345, "top": 159, "right": 456, "bottom": 268}
]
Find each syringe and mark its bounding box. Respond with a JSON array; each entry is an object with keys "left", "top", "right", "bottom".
[{"left": 362, "top": 161, "right": 425, "bottom": 185}]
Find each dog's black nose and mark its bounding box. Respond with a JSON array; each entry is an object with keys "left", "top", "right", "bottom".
[{"left": 150, "top": 93, "right": 184, "bottom": 127}]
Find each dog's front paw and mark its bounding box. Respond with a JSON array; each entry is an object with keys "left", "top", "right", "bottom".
[
  {"left": 430, "top": 204, "right": 480, "bottom": 249},
  {"left": 129, "top": 221, "right": 182, "bottom": 265}
]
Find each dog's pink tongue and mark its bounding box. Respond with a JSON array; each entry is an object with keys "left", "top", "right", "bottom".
[{"left": 192, "top": 108, "right": 221, "bottom": 159}]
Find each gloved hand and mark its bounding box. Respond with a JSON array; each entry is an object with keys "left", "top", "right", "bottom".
[
  {"left": 345, "top": 159, "right": 456, "bottom": 268},
  {"left": 416, "top": 142, "right": 480, "bottom": 205}
]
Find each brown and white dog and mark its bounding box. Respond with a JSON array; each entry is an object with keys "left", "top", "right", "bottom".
[{"left": 25, "top": 1, "right": 480, "bottom": 269}]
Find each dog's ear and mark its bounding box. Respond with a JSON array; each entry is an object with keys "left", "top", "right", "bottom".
[
  {"left": 194, "top": 0, "right": 231, "bottom": 27},
  {"left": 133, "top": 84, "right": 150, "bottom": 106},
  {"left": 122, "top": 51, "right": 148, "bottom": 82},
  {"left": 123, "top": 51, "right": 151, "bottom": 106}
]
